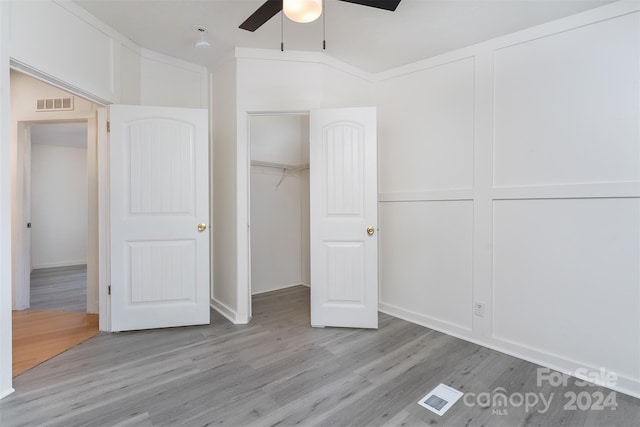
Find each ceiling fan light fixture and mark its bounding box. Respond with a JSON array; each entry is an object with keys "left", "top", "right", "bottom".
[
  {"left": 283, "top": 0, "right": 322, "bottom": 24},
  {"left": 194, "top": 38, "right": 211, "bottom": 48},
  {"left": 192, "top": 25, "right": 211, "bottom": 48}
]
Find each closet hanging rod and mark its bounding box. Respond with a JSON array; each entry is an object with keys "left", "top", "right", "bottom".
[{"left": 251, "top": 160, "right": 309, "bottom": 171}]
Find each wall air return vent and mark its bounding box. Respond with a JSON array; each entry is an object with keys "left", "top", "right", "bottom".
[{"left": 36, "top": 97, "right": 74, "bottom": 112}]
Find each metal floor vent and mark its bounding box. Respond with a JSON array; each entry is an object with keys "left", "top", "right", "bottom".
[
  {"left": 36, "top": 96, "right": 74, "bottom": 112},
  {"left": 418, "top": 383, "right": 464, "bottom": 416}
]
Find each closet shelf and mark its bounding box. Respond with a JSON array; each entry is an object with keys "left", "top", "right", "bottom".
[{"left": 251, "top": 160, "right": 309, "bottom": 172}]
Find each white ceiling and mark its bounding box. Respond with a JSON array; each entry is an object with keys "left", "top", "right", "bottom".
[
  {"left": 75, "top": 0, "right": 615, "bottom": 73},
  {"left": 31, "top": 122, "right": 88, "bottom": 148}
]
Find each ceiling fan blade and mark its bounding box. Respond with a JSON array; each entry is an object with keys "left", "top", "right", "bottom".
[
  {"left": 239, "top": 0, "right": 283, "bottom": 32},
  {"left": 338, "top": 0, "right": 401, "bottom": 12}
]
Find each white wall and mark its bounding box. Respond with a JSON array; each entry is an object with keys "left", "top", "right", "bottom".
[
  {"left": 0, "top": 0, "right": 14, "bottom": 401},
  {"left": 8, "top": 1, "right": 208, "bottom": 108},
  {"left": 2, "top": 0, "right": 210, "bottom": 397},
  {"left": 225, "top": 49, "right": 375, "bottom": 323},
  {"left": 9, "top": 0, "right": 118, "bottom": 103},
  {"left": 250, "top": 114, "right": 310, "bottom": 295},
  {"left": 31, "top": 142, "right": 88, "bottom": 269},
  {"left": 377, "top": 2, "right": 640, "bottom": 398},
  {"left": 140, "top": 49, "right": 208, "bottom": 109},
  {"left": 210, "top": 57, "right": 238, "bottom": 322}
]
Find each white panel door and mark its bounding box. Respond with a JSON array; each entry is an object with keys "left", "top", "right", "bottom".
[
  {"left": 310, "top": 107, "right": 378, "bottom": 328},
  {"left": 109, "top": 105, "right": 209, "bottom": 331}
]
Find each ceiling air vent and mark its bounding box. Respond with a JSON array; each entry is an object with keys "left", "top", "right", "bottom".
[{"left": 36, "top": 96, "right": 74, "bottom": 112}]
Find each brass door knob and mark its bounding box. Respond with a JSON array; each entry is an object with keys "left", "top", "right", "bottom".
[
  {"left": 367, "top": 226, "right": 375, "bottom": 236},
  {"left": 197, "top": 223, "right": 207, "bottom": 232}
]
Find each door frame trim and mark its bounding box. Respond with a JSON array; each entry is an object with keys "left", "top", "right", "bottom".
[{"left": 9, "top": 60, "right": 109, "bottom": 330}]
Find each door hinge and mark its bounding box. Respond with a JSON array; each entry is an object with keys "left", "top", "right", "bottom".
[
  {"left": 108, "top": 285, "right": 111, "bottom": 295},
  {"left": 106, "top": 121, "right": 110, "bottom": 133}
]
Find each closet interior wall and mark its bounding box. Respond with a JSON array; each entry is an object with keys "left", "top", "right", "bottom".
[{"left": 250, "top": 114, "right": 310, "bottom": 295}]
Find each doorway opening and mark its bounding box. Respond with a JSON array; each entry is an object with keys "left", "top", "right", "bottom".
[
  {"left": 248, "top": 113, "right": 311, "bottom": 314},
  {"left": 30, "top": 122, "right": 89, "bottom": 311},
  {"left": 10, "top": 70, "right": 100, "bottom": 377}
]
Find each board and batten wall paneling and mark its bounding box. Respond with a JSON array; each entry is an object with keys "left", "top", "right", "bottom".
[
  {"left": 31, "top": 144, "right": 88, "bottom": 269},
  {"left": 9, "top": 1, "right": 117, "bottom": 103},
  {"left": 378, "top": 57, "right": 474, "bottom": 195},
  {"left": 493, "top": 198, "right": 640, "bottom": 382},
  {"left": 377, "top": 56, "right": 475, "bottom": 336},
  {"left": 140, "top": 49, "right": 208, "bottom": 109},
  {"left": 376, "top": 4, "right": 640, "bottom": 398},
  {"left": 236, "top": 56, "right": 322, "bottom": 111},
  {"left": 493, "top": 12, "right": 639, "bottom": 187},
  {"left": 120, "top": 45, "right": 141, "bottom": 105},
  {"left": 379, "top": 201, "right": 473, "bottom": 332},
  {"left": 489, "top": 9, "right": 640, "bottom": 394}
]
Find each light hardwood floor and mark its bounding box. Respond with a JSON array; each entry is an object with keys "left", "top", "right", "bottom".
[
  {"left": 11, "top": 265, "right": 97, "bottom": 377},
  {"left": 12, "top": 310, "right": 99, "bottom": 377},
  {"left": 1, "top": 286, "right": 638, "bottom": 426}
]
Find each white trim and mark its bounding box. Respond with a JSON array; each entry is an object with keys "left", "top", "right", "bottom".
[
  {"left": 97, "top": 107, "right": 110, "bottom": 332},
  {"left": 236, "top": 110, "right": 250, "bottom": 324},
  {"left": 379, "top": 302, "right": 472, "bottom": 335},
  {"left": 0, "top": 387, "right": 14, "bottom": 401},
  {"left": 251, "top": 282, "right": 309, "bottom": 296},
  {"left": 240, "top": 110, "right": 312, "bottom": 325},
  {"left": 492, "top": 182, "right": 640, "bottom": 200},
  {"left": 234, "top": 47, "right": 374, "bottom": 82},
  {"left": 378, "top": 189, "right": 474, "bottom": 203},
  {"left": 13, "top": 122, "right": 30, "bottom": 310},
  {"left": 236, "top": 47, "right": 322, "bottom": 64},
  {"left": 31, "top": 261, "right": 87, "bottom": 270},
  {"left": 375, "top": 1, "right": 640, "bottom": 81},
  {"left": 10, "top": 60, "right": 110, "bottom": 106},
  {"left": 210, "top": 298, "right": 242, "bottom": 324},
  {"left": 379, "top": 302, "right": 640, "bottom": 400},
  {"left": 53, "top": 0, "right": 139, "bottom": 52}
]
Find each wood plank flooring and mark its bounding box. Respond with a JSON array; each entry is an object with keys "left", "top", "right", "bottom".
[
  {"left": 30, "top": 265, "right": 87, "bottom": 312},
  {"left": 12, "top": 310, "right": 99, "bottom": 377},
  {"left": 1, "top": 286, "right": 638, "bottom": 426}
]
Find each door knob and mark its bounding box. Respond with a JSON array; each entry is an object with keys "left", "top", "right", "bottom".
[
  {"left": 367, "top": 226, "right": 375, "bottom": 236},
  {"left": 197, "top": 223, "right": 207, "bottom": 232}
]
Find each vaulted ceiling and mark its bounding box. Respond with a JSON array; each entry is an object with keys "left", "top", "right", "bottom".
[{"left": 75, "top": 0, "right": 615, "bottom": 73}]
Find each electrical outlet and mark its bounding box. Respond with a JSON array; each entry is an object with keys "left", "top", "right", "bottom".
[{"left": 474, "top": 302, "right": 485, "bottom": 317}]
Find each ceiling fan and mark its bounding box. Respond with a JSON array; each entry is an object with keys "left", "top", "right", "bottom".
[{"left": 239, "top": 0, "right": 402, "bottom": 32}]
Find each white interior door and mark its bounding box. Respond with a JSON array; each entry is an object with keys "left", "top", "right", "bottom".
[
  {"left": 310, "top": 107, "right": 378, "bottom": 329},
  {"left": 109, "top": 105, "right": 209, "bottom": 332}
]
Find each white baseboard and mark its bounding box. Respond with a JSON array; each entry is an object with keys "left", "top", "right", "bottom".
[
  {"left": 251, "top": 282, "right": 308, "bottom": 295},
  {"left": 379, "top": 302, "right": 640, "bottom": 400},
  {"left": 0, "top": 387, "right": 14, "bottom": 400},
  {"left": 210, "top": 298, "right": 239, "bottom": 324},
  {"left": 32, "top": 261, "right": 86, "bottom": 269}
]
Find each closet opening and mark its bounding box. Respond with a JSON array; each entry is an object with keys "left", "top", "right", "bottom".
[{"left": 248, "top": 112, "right": 311, "bottom": 311}]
